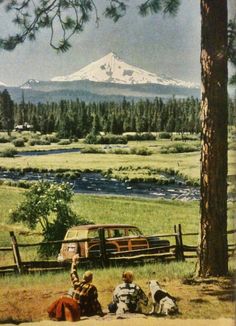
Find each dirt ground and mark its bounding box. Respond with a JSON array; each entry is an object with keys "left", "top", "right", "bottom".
[
  {"left": 0, "top": 277, "right": 235, "bottom": 325},
  {"left": 1, "top": 317, "right": 235, "bottom": 326}
]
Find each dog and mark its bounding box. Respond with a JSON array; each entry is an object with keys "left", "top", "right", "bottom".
[{"left": 148, "top": 280, "right": 179, "bottom": 316}]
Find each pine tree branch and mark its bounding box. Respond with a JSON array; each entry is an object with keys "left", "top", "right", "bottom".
[{"left": 0, "top": 0, "right": 181, "bottom": 52}]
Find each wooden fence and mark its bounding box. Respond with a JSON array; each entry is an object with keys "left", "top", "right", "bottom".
[{"left": 0, "top": 225, "right": 235, "bottom": 275}]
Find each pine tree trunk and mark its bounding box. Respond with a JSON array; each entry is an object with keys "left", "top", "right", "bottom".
[{"left": 198, "top": 0, "right": 228, "bottom": 277}]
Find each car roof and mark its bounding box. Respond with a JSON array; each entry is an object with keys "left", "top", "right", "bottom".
[{"left": 67, "top": 224, "right": 139, "bottom": 231}]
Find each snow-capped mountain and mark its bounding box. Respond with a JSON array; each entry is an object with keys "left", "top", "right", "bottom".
[
  {"left": 0, "top": 80, "right": 7, "bottom": 87},
  {"left": 21, "top": 79, "right": 40, "bottom": 89},
  {"left": 51, "top": 52, "right": 197, "bottom": 88}
]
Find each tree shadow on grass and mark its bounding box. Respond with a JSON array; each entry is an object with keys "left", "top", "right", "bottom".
[
  {"left": 183, "top": 275, "right": 236, "bottom": 302},
  {"left": 0, "top": 317, "right": 32, "bottom": 324}
]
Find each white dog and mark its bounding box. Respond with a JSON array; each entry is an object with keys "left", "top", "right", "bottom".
[{"left": 148, "top": 280, "right": 179, "bottom": 316}]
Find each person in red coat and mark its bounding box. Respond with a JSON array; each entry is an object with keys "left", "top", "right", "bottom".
[{"left": 69, "top": 254, "right": 104, "bottom": 316}]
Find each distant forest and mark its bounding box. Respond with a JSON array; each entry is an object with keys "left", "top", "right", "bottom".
[{"left": 0, "top": 90, "right": 235, "bottom": 137}]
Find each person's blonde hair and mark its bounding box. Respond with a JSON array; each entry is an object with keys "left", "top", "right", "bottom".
[
  {"left": 122, "top": 271, "right": 134, "bottom": 283},
  {"left": 83, "top": 271, "right": 93, "bottom": 283}
]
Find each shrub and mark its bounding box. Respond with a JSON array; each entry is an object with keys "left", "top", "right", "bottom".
[
  {"left": 81, "top": 146, "right": 106, "bottom": 154},
  {"left": 0, "top": 136, "right": 10, "bottom": 143},
  {"left": 10, "top": 180, "right": 90, "bottom": 257},
  {"left": 58, "top": 139, "right": 72, "bottom": 145},
  {"left": 0, "top": 147, "right": 18, "bottom": 157},
  {"left": 84, "top": 133, "right": 98, "bottom": 144},
  {"left": 28, "top": 139, "right": 51, "bottom": 146},
  {"left": 100, "top": 134, "right": 128, "bottom": 144},
  {"left": 158, "top": 132, "right": 172, "bottom": 139},
  {"left": 12, "top": 138, "right": 25, "bottom": 147},
  {"left": 173, "top": 133, "right": 200, "bottom": 141},
  {"left": 130, "top": 147, "right": 152, "bottom": 155},
  {"left": 22, "top": 136, "right": 29, "bottom": 142},
  {"left": 126, "top": 133, "right": 156, "bottom": 141},
  {"left": 84, "top": 133, "right": 128, "bottom": 145},
  {"left": 160, "top": 142, "right": 200, "bottom": 154},
  {"left": 109, "top": 148, "right": 130, "bottom": 154},
  {"left": 61, "top": 171, "right": 80, "bottom": 180},
  {"left": 42, "top": 134, "right": 59, "bottom": 143}
]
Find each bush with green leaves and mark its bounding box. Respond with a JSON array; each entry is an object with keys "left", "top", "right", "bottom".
[
  {"left": 158, "top": 132, "right": 172, "bottom": 139},
  {"left": 81, "top": 146, "right": 106, "bottom": 154},
  {"left": 42, "top": 134, "right": 59, "bottom": 143},
  {"left": 84, "top": 133, "right": 128, "bottom": 145},
  {"left": 160, "top": 142, "right": 200, "bottom": 154},
  {"left": 109, "top": 148, "right": 130, "bottom": 154},
  {"left": 0, "top": 147, "right": 18, "bottom": 157},
  {"left": 10, "top": 180, "right": 89, "bottom": 257},
  {"left": 58, "top": 139, "right": 72, "bottom": 145},
  {"left": 12, "top": 138, "right": 25, "bottom": 147},
  {"left": 172, "top": 133, "right": 200, "bottom": 141},
  {"left": 0, "top": 136, "right": 10, "bottom": 143},
  {"left": 84, "top": 133, "right": 98, "bottom": 144},
  {"left": 130, "top": 147, "right": 152, "bottom": 156},
  {"left": 126, "top": 133, "right": 156, "bottom": 141},
  {"left": 100, "top": 134, "right": 128, "bottom": 144},
  {"left": 28, "top": 139, "right": 51, "bottom": 146}
]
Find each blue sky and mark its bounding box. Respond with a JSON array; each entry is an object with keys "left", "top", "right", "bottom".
[{"left": 0, "top": 1, "right": 234, "bottom": 87}]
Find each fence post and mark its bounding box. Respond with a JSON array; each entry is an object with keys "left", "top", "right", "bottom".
[
  {"left": 9, "top": 231, "right": 23, "bottom": 274},
  {"left": 174, "top": 225, "right": 180, "bottom": 261},
  {"left": 98, "top": 228, "right": 108, "bottom": 267},
  {"left": 178, "top": 224, "right": 185, "bottom": 261}
]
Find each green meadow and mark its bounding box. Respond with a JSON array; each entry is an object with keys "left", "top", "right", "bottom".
[
  {"left": 0, "top": 185, "right": 234, "bottom": 264},
  {"left": 0, "top": 133, "right": 235, "bottom": 321}
]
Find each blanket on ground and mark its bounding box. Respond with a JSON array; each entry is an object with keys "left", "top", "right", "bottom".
[{"left": 47, "top": 296, "right": 81, "bottom": 321}]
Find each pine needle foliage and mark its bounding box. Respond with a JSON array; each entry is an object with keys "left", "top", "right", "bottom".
[{"left": 0, "top": 0, "right": 180, "bottom": 52}]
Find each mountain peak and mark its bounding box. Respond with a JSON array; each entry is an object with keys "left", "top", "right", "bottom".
[
  {"left": 104, "top": 51, "right": 120, "bottom": 59},
  {"left": 51, "top": 53, "right": 197, "bottom": 88},
  {"left": 20, "top": 79, "right": 40, "bottom": 89},
  {"left": 0, "top": 80, "right": 7, "bottom": 87}
]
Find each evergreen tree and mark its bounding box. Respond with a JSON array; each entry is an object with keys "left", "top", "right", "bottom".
[
  {"left": 0, "top": 89, "right": 14, "bottom": 135},
  {"left": 91, "top": 113, "right": 100, "bottom": 135}
]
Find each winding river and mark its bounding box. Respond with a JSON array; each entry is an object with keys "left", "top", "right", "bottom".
[
  {"left": 0, "top": 147, "right": 202, "bottom": 200},
  {"left": 0, "top": 171, "right": 200, "bottom": 200}
]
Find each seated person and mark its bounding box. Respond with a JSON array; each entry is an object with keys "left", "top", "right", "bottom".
[
  {"left": 69, "top": 254, "right": 104, "bottom": 316},
  {"left": 108, "top": 270, "right": 148, "bottom": 315}
]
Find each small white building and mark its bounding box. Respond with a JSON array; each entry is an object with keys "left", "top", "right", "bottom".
[{"left": 14, "top": 122, "right": 33, "bottom": 132}]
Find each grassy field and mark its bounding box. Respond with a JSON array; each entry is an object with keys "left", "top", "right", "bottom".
[
  {"left": 0, "top": 130, "right": 235, "bottom": 322},
  {"left": 0, "top": 143, "right": 235, "bottom": 181},
  {"left": 0, "top": 132, "right": 235, "bottom": 186},
  {"left": 0, "top": 185, "right": 235, "bottom": 265}
]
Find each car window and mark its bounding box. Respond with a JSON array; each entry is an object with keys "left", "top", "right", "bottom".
[
  {"left": 65, "top": 230, "right": 78, "bottom": 239},
  {"left": 88, "top": 229, "right": 99, "bottom": 239},
  {"left": 109, "top": 228, "right": 126, "bottom": 238},
  {"left": 127, "top": 228, "right": 142, "bottom": 236},
  {"left": 65, "top": 229, "right": 87, "bottom": 240}
]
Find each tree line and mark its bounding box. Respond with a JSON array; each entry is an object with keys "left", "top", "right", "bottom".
[{"left": 0, "top": 91, "right": 233, "bottom": 137}]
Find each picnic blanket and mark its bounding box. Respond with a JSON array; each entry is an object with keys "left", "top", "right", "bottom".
[{"left": 47, "top": 296, "right": 80, "bottom": 321}]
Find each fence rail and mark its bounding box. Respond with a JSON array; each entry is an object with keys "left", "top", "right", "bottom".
[{"left": 0, "top": 225, "right": 235, "bottom": 275}]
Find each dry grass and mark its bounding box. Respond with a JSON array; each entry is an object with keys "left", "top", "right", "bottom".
[{"left": 0, "top": 262, "right": 234, "bottom": 323}]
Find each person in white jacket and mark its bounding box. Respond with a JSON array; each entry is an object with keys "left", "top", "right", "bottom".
[{"left": 108, "top": 270, "right": 148, "bottom": 315}]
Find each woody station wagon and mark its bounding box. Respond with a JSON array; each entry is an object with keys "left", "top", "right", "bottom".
[{"left": 58, "top": 224, "right": 170, "bottom": 261}]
